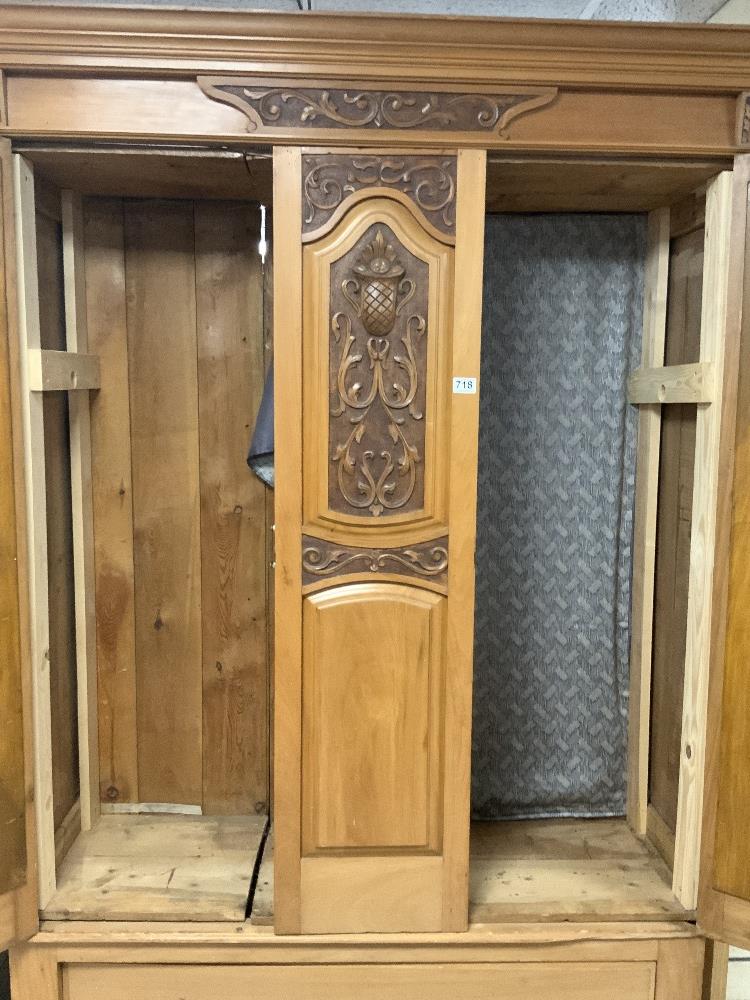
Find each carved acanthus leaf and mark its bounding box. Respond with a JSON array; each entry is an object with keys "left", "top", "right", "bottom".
[{"left": 302, "top": 535, "right": 449, "bottom": 586}]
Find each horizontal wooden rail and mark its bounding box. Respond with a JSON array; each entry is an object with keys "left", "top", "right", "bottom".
[
  {"left": 628, "top": 362, "right": 714, "bottom": 405},
  {"left": 28, "top": 348, "right": 100, "bottom": 392}
]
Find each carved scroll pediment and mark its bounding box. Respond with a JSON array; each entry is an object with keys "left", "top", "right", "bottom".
[
  {"left": 303, "top": 154, "right": 457, "bottom": 237},
  {"left": 198, "top": 78, "right": 557, "bottom": 137}
]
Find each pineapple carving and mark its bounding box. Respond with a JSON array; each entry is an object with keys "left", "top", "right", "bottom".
[{"left": 342, "top": 228, "right": 414, "bottom": 335}]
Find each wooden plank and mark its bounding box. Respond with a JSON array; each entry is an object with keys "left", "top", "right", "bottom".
[
  {"left": 62, "top": 189, "right": 100, "bottom": 834},
  {"left": 0, "top": 135, "right": 37, "bottom": 946},
  {"left": 272, "top": 146, "right": 303, "bottom": 935},
  {"left": 709, "top": 158, "right": 750, "bottom": 912},
  {"left": 627, "top": 206, "right": 670, "bottom": 837},
  {"left": 468, "top": 819, "right": 685, "bottom": 924},
  {"left": 443, "top": 147, "right": 486, "bottom": 931},
  {"left": 627, "top": 361, "right": 713, "bottom": 404},
  {"left": 36, "top": 197, "right": 81, "bottom": 845},
  {"left": 13, "top": 153, "right": 57, "bottom": 907},
  {"left": 649, "top": 224, "right": 703, "bottom": 841},
  {"left": 125, "top": 199, "right": 202, "bottom": 806},
  {"left": 194, "top": 201, "right": 268, "bottom": 816},
  {"left": 673, "top": 171, "right": 734, "bottom": 909},
  {"left": 27, "top": 348, "right": 100, "bottom": 391},
  {"left": 654, "top": 938, "right": 704, "bottom": 1000},
  {"left": 485, "top": 158, "right": 721, "bottom": 214},
  {"left": 43, "top": 814, "right": 263, "bottom": 922},
  {"left": 62, "top": 960, "right": 658, "bottom": 1000},
  {"left": 9, "top": 946, "right": 61, "bottom": 1000},
  {"left": 704, "top": 940, "right": 729, "bottom": 1000},
  {"left": 84, "top": 198, "right": 138, "bottom": 806}
]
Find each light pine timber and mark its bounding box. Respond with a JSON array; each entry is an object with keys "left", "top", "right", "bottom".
[
  {"left": 62, "top": 189, "right": 100, "bottom": 834},
  {"left": 469, "top": 819, "right": 685, "bottom": 923},
  {"left": 85, "top": 198, "right": 139, "bottom": 805},
  {"left": 272, "top": 146, "right": 303, "bottom": 935},
  {"left": 696, "top": 155, "right": 750, "bottom": 949},
  {"left": 673, "top": 171, "right": 733, "bottom": 909},
  {"left": 195, "top": 201, "right": 269, "bottom": 816},
  {"left": 9, "top": 946, "right": 61, "bottom": 1000},
  {"left": 61, "top": 961, "right": 657, "bottom": 1000},
  {"left": 42, "top": 814, "right": 263, "bottom": 922},
  {"left": 627, "top": 206, "right": 670, "bottom": 837},
  {"left": 26, "top": 348, "right": 99, "bottom": 391},
  {"left": 648, "top": 223, "right": 703, "bottom": 847},
  {"left": 443, "top": 147, "right": 486, "bottom": 930},
  {"left": 627, "top": 361, "right": 713, "bottom": 404},
  {"left": 36, "top": 199, "right": 79, "bottom": 839},
  {"left": 125, "top": 200, "right": 202, "bottom": 806},
  {"left": 13, "top": 152, "right": 57, "bottom": 907},
  {"left": 0, "top": 136, "right": 38, "bottom": 948}
]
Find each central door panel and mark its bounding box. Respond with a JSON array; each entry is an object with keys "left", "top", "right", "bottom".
[{"left": 273, "top": 147, "right": 485, "bottom": 934}]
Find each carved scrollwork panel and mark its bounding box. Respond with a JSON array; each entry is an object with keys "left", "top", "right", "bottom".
[
  {"left": 302, "top": 534, "right": 448, "bottom": 587},
  {"left": 302, "top": 154, "right": 457, "bottom": 236},
  {"left": 198, "top": 78, "right": 557, "bottom": 138},
  {"left": 328, "top": 223, "right": 429, "bottom": 518}
]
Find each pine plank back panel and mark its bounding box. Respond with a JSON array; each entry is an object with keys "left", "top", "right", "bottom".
[{"left": 86, "top": 197, "right": 269, "bottom": 815}]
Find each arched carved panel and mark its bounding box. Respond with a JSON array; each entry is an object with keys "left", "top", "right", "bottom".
[{"left": 303, "top": 196, "right": 452, "bottom": 542}]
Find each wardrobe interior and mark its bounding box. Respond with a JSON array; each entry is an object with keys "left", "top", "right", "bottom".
[{"left": 21, "top": 146, "right": 724, "bottom": 926}]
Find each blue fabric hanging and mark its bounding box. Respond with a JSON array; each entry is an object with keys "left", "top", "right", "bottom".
[{"left": 248, "top": 366, "right": 274, "bottom": 488}]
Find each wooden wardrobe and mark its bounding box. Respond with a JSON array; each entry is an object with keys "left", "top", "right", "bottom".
[{"left": 2, "top": 6, "right": 750, "bottom": 999}]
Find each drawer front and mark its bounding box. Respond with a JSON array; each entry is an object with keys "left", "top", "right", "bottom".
[{"left": 64, "top": 961, "right": 655, "bottom": 1000}]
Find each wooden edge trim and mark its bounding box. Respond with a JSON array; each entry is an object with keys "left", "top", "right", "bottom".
[
  {"left": 696, "top": 155, "right": 750, "bottom": 941},
  {"left": 441, "top": 148, "right": 486, "bottom": 931},
  {"left": 673, "top": 170, "right": 734, "bottom": 910},
  {"left": 13, "top": 151, "right": 57, "bottom": 908},
  {"left": 627, "top": 362, "right": 714, "bottom": 405},
  {"left": 61, "top": 188, "right": 100, "bottom": 834},
  {"left": 26, "top": 348, "right": 100, "bottom": 392},
  {"left": 271, "top": 146, "right": 303, "bottom": 935},
  {"left": 626, "top": 206, "right": 670, "bottom": 837}
]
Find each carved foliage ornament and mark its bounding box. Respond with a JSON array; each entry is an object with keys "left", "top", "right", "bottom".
[
  {"left": 303, "top": 154, "right": 457, "bottom": 236},
  {"left": 198, "top": 79, "right": 557, "bottom": 136},
  {"left": 302, "top": 535, "right": 448, "bottom": 586},
  {"left": 329, "top": 225, "right": 428, "bottom": 518}
]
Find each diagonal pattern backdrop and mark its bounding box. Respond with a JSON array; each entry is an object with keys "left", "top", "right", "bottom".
[{"left": 472, "top": 213, "right": 645, "bottom": 820}]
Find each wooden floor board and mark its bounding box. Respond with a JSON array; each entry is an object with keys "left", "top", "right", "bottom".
[
  {"left": 43, "top": 814, "right": 265, "bottom": 922},
  {"left": 469, "top": 818, "right": 688, "bottom": 923}
]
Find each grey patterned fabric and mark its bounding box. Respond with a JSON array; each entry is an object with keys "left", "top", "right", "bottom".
[{"left": 471, "top": 213, "right": 645, "bottom": 820}]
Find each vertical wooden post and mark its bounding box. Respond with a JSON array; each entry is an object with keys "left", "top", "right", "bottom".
[
  {"left": 674, "top": 171, "right": 733, "bottom": 908},
  {"left": 627, "top": 207, "right": 670, "bottom": 836},
  {"left": 272, "top": 146, "right": 303, "bottom": 935},
  {"left": 441, "top": 148, "right": 486, "bottom": 930},
  {"left": 13, "top": 153, "right": 57, "bottom": 906},
  {"left": 61, "top": 189, "right": 100, "bottom": 834},
  {"left": 9, "top": 946, "right": 61, "bottom": 1000}
]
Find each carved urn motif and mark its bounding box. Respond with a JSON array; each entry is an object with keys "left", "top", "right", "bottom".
[{"left": 342, "top": 228, "right": 414, "bottom": 336}]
